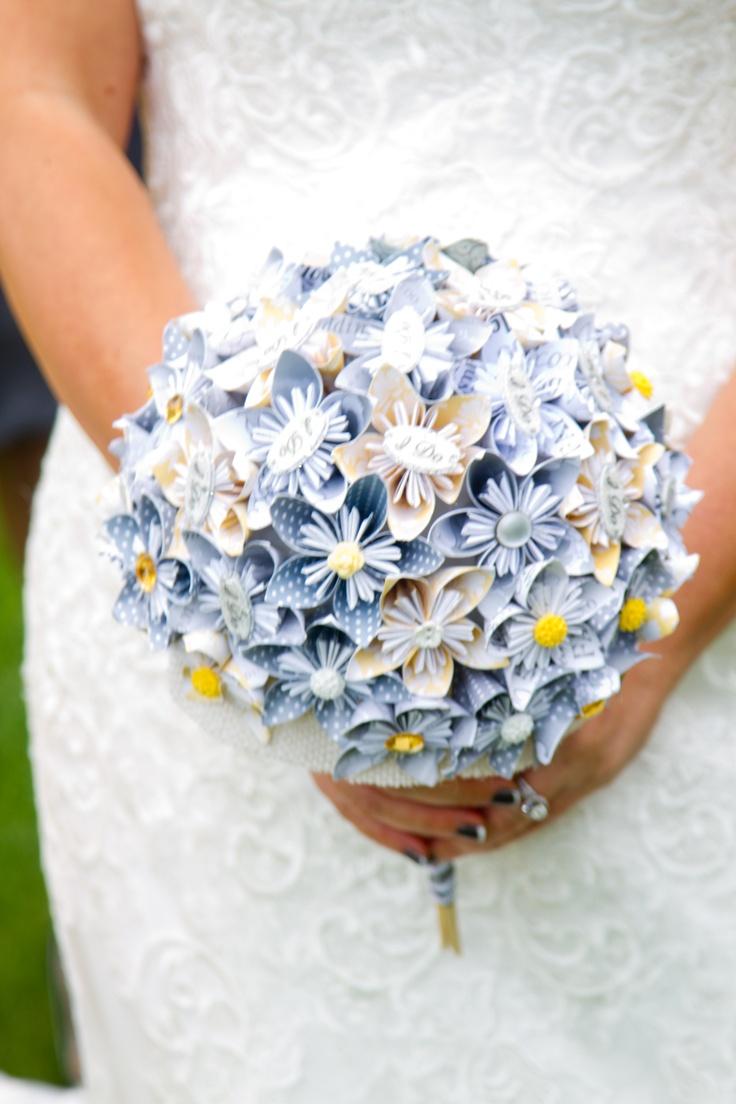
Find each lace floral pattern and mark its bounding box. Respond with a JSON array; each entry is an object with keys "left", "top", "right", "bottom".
[{"left": 11, "top": 0, "right": 736, "bottom": 1100}]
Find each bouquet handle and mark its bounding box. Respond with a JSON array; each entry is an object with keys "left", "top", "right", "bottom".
[{"left": 427, "top": 860, "right": 461, "bottom": 953}]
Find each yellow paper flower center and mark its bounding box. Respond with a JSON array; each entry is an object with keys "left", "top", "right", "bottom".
[
  {"left": 629, "top": 370, "right": 653, "bottom": 399},
  {"left": 580, "top": 699, "right": 606, "bottom": 719},
  {"left": 327, "top": 541, "right": 365, "bottom": 579},
  {"left": 533, "top": 613, "right": 568, "bottom": 649},
  {"left": 135, "top": 552, "right": 157, "bottom": 593},
  {"left": 165, "top": 393, "right": 184, "bottom": 424},
  {"left": 385, "top": 731, "right": 425, "bottom": 754},
  {"left": 190, "top": 666, "right": 222, "bottom": 699},
  {"left": 619, "top": 597, "right": 648, "bottom": 632}
]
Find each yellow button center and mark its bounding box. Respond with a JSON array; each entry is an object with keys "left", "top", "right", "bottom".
[
  {"left": 327, "top": 541, "right": 365, "bottom": 579},
  {"left": 533, "top": 612, "right": 568, "bottom": 649},
  {"left": 628, "top": 370, "right": 653, "bottom": 399},
  {"left": 135, "top": 552, "right": 157, "bottom": 593},
  {"left": 165, "top": 393, "right": 184, "bottom": 424},
  {"left": 385, "top": 731, "right": 425, "bottom": 754},
  {"left": 619, "top": 596, "right": 648, "bottom": 632},
  {"left": 190, "top": 666, "right": 223, "bottom": 699}
]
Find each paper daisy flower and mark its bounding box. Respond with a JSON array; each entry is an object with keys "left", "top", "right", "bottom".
[
  {"left": 348, "top": 566, "right": 506, "bottom": 698},
  {"left": 602, "top": 548, "right": 689, "bottom": 673},
  {"left": 105, "top": 494, "right": 195, "bottom": 649},
  {"left": 182, "top": 531, "right": 304, "bottom": 661},
  {"left": 215, "top": 350, "right": 371, "bottom": 528},
  {"left": 177, "top": 648, "right": 267, "bottom": 715},
  {"left": 455, "top": 321, "right": 590, "bottom": 475},
  {"left": 333, "top": 698, "right": 474, "bottom": 785},
  {"left": 648, "top": 450, "right": 703, "bottom": 557},
  {"left": 245, "top": 625, "right": 405, "bottom": 741},
  {"left": 429, "top": 453, "right": 591, "bottom": 576},
  {"left": 561, "top": 421, "right": 667, "bottom": 586},
  {"left": 566, "top": 313, "right": 654, "bottom": 432},
  {"left": 264, "top": 476, "right": 443, "bottom": 646},
  {"left": 333, "top": 365, "right": 491, "bottom": 540},
  {"left": 148, "top": 329, "right": 212, "bottom": 431},
  {"left": 486, "top": 560, "right": 619, "bottom": 707}
]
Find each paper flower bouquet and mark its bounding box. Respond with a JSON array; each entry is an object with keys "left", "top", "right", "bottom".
[{"left": 103, "top": 235, "right": 700, "bottom": 949}]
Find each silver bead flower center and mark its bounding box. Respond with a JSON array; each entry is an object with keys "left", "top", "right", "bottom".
[{"left": 496, "top": 510, "right": 532, "bottom": 549}]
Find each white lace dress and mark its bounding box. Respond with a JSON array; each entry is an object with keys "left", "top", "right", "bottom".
[{"left": 4, "top": 1, "right": 736, "bottom": 1101}]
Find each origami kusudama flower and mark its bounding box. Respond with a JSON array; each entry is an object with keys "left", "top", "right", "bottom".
[
  {"left": 334, "top": 274, "right": 457, "bottom": 400},
  {"left": 561, "top": 420, "right": 667, "bottom": 586},
  {"left": 105, "top": 494, "right": 194, "bottom": 649},
  {"left": 215, "top": 351, "right": 371, "bottom": 528},
  {"left": 451, "top": 668, "right": 581, "bottom": 778},
  {"left": 176, "top": 648, "right": 267, "bottom": 717},
  {"left": 333, "top": 698, "right": 475, "bottom": 785},
  {"left": 348, "top": 566, "right": 506, "bottom": 698},
  {"left": 486, "top": 560, "right": 619, "bottom": 709},
  {"left": 245, "top": 625, "right": 405, "bottom": 741},
  {"left": 454, "top": 321, "right": 590, "bottom": 476},
  {"left": 265, "top": 476, "right": 443, "bottom": 646},
  {"left": 151, "top": 403, "right": 255, "bottom": 557},
  {"left": 148, "top": 328, "right": 212, "bottom": 432},
  {"left": 333, "top": 365, "right": 491, "bottom": 540},
  {"left": 429, "top": 453, "right": 591, "bottom": 577},
  {"left": 647, "top": 450, "right": 703, "bottom": 557},
  {"left": 181, "top": 531, "right": 303, "bottom": 664},
  {"left": 566, "top": 313, "right": 655, "bottom": 433}
]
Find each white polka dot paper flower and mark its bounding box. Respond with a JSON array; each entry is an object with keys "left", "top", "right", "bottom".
[
  {"left": 152, "top": 403, "right": 255, "bottom": 558},
  {"left": 486, "top": 559, "right": 619, "bottom": 709},
  {"left": 245, "top": 625, "right": 405, "bottom": 741},
  {"left": 429, "top": 453, "right": 592, "bottom": 577},
  {"left": 647, "top": 449, "right": 703, "bottom": 558},
  {"left": 333, "top": 698, "right": 475, "bottom": 785},
  {"left": 333, "top": 364, "right": 491, "bottom": 541},
  {"left": 348, "top": 566, "right": 507, "bottom": 699},
  {"left": 561, "top": 420, "right": 667, "bottom": 586},
  {"left": 264, "top": 475, "right": 443, "bottom": 647},
  {"left": 215, "top": 350, "right": 371, "bottom": 529},
  {"left": 105, "top": 494, "right": 195, "bottom": 650}
]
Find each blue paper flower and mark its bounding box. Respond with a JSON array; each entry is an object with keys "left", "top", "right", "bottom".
[
  {"left": 105, "top": 494, "right": 194, "bottom": 649},
  {"left": 429, "top": 454, "right": 591, "bottom": 576},
  {"left": 265, "top": 475, "right": 443, "bottom": 646},
  {"left": 454, "top": 319, "right": 590, "bottom": 475},
  {"left": 333, "top": 697, "right": 475, "bottom": 785},
  {"left": 182, "top": 531, "right": 304, "bottom": 655},
  {"left": 215, "top": 351, "right": 371, "bottom": 527},
  {"left": 245, "top": 625, "right": 405, "bottom": 741}
]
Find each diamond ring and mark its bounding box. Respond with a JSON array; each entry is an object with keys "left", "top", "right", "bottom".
[{"left": 517, "top": 778, "right": 549, "bottom": 821}]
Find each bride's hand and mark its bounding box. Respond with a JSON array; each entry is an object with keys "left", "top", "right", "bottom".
[{"left": 311, "top": 655, "right": 678, "bottom": 863}]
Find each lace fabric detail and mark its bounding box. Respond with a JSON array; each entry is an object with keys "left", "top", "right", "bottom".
[{"left": 9, "top": 0, "right": 736, "bottom": 1100}]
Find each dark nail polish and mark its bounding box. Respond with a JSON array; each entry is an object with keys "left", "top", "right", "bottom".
[
  {"left": 491, "top": 789, "right": 519, "bottom": 805},
  {"left": 403, "top": 848, "right": 428, "bottom": 864},
  {"left": 456, "top": 823, "right": 487, "bottom": 842}
]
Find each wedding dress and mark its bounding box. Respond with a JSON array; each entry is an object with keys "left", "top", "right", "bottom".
[{"left": 5, "top": 1, "right": 736, "bottom": 1100}]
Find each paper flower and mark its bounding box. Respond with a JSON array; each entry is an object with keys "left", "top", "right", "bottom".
[
  {"left": 486, "top": 560, "right": 619, "bottom": 707},
  {"left": 601, "top": 548, "right": 684, "bottom": 673},
  {"left": 265, "top": 475, "right": 443, "bottom": 646},
  {"left": 452, "top": 669, "right": 580, "bottom": 778},
  {"left": 333, "top": 365, "right": 491, "bottom": 540},
  {"left": 429, "top": 453, "right": 590, "bottom": 576},
  {"left": 105, "top": 494, "right": 195, "bottom": 649},
  {"left": 648, "top": 450, "right": 703, "bottom": 556},
  {"left": 348, "top": 566, "right": 506, "bottom": 698},
  {"left": 148, "top": 329, "right": 212, "bottom": 431},
  {"left": 455, "top": 320, "right": 590, "bottom": 475},
  {"left": 182, "top": 531, "right": 303, "bottom": 661},
  {"left": 215, "top": 351, "right": 371, "bottom": 528},
  {"left": 333, "top": 698, "right": 474, "bottom": 785},
  {"left": 177, "top": 648, "right": 267, "bottom": 715},
  {"left": 561, "top": 421, "right": 667, "bottom": 586},
  {"left": 245, "top": 625, "right": 405, "bottom": 741},
  {"left": 565, "top": 313, "right": 654, "bottom": 432}
]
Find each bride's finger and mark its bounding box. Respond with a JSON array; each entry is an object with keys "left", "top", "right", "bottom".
[
  {"left": 311, "top": 773, "right": 433, "bottom": 860},
  {"left": 347, "top": 785, "right": 489, "bottom": 841}
]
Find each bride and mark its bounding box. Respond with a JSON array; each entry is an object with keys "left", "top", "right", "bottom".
[{"left": 2, "top": 0, "right": 736, "bottom": 1100}]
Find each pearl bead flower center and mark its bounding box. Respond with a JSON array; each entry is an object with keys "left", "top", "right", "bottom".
[
  {"left": 309, "top": 667, "right": 346, "bottom": 701},
  {"left": 135, "top": 552, "right": 157, "bottom": 593},
  {"left": 533, "top": 612, "right": 568, "bottom": 648},
  {"left": 500, "top": 712, "right": 534, "bottom": 745},
  {"left": 496, "top": 510, "right": 532, "bottom": 549},
  {"left": 327, "top": 541, "right": 365, "bottom": 579},
  {"left": 385, "top": 731, "right": 425, "bottom": 754},
  {"left": 414, "top": 621, "right": 443, "bottom": 649}
]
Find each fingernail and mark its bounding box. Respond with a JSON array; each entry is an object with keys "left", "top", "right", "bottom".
[
  {"left": 456, "top": 823, "right": 487, "bottom": 842},
  {"left": 403, "top": 848, "right": 429, "bottom": 865},
  {"left": 491, "top": 789, "right": 520, "bottom": 806}
]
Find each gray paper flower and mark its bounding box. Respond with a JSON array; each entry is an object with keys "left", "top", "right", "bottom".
[
  {"left": 647, "top": 450, "right": 703, "bottom": 557},
  {"left": 105, "top": 494, "right": 194, "bottom": 649},
  {"left": 333, "top": 698, "right": 474, "bottom": 785},
  {"left": 182, "top": 531, "right": 304, "bottom": 654},
  {"left": 245, "top": 625, "right": 405, "bottom": 741},
  {"left": 215, "top": 350, "right": 371, "bottom": 527},
  {"left": 265, "top": 475, "right": 443, "bottom": 646},
  {"left": 602, "top": 548, "right": 682, "bottom": 673},
  {"left": 429, "top": 453, "right": 591, "bottom": 576},
  {"left": 455, "top": 319, "right": 589, "bottom": 475}
]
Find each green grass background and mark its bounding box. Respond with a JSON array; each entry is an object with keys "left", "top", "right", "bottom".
[{"left": 0, "top": 513, "right": 65, "bottom": 1084}]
